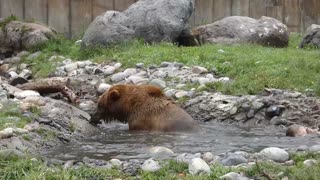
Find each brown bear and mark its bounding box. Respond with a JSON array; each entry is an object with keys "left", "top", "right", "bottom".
[{"left": 90, "top": 84, "right": 199, "bottom": 132}]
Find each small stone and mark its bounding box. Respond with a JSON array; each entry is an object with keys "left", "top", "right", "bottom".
[
  {"left": 218, "top": 49, "right": 225, "bottom": 53},
  {"left": 16, "top": 51, "right": 30, "bottom": 57},
  {"left": 64, "top": 63, "right": 78, "bottom": 72},
  {"left": 164, "top": 89, "right": 176, "bottom": 97},
  {"left": 192, "top": 66, "right": 208, "bottom": 74},
  {"left": 0, "top": 64, "right": 9, "bottom": 73},
  {"left": 84, "top": 66, "right": 94, "bottom": 74},
  {"left": 76, "top": 61, "right": 87, "bottom": 68},
  {"left": 297, "top": 145, "right": 308, "bottom": 151},
  {"left": 220, "top": 172, "right": 250, "bottom": 180},
  {"left": 136, "top": 63, "right": 144, "bottom": 69},
  {"left": 18, "top": 63, "right": 28, "bottom": 70},
  {"left": 111, "top": 72, "right": 127, "bottom": 82},
  {"left": 8, "top": 71, "right": 18, "bottom": 79},
  {"left": 63, "top": 160, "right": 74, "bottom": 169},
  {"left": 114, "top": 63, "right": 122, "bottom": 69},
  {"left": 309, "top": 145, "right": 320, "bottom": 152},
  {"left": 13, "top": 128, "right": 28, "bottom": 134},
  {"left": 188, "top": 158, "right": 211, "bottom": 175},
  {"left": 202, "top": 152, "right": 214, "bottom": 162},
  {"left": 260, "top": 147, "right": 289, "bottom": 162},
  {"left": 198, "top": 77, "right": 210, "bottom": 86},
  {"left": 67, "top": 70, "right": 77, "bottom": 76},
  {"left": 221, "top": 154, "right": 247, "bottom": 166},
  {"left": 175, "top": 91, "right": 189, "bottom": 99},
  {"left": 176, "top": 84, "right": 186, "bottom": 89},
  {"left": 124, "top": 68, "right": 137, "bottom": 76},
  {"left": 0, "top": 128, "right": 14, "bottom": 139},
  {"left": 18, "top": 69, "right": 32, "bottom": 79},
  {"left": 160, "top": 62, "right": 172, "bottom": 68},
  {"left": 110, "top": 159, "right": 122, "bottom": 167},
  {"left": 303, "top": 159, "right": 317, "bottom": 166},
  {"left": 49, "top": 56, "right": 65, "bottom": 62},
  {"left": 284, "top": 160, "right": 294, "bottom": 166},
  {"left": 206, "top": 73, "right": 214, "bottom": 79},
  {"left": 94, "top": 68, "right": 104, "bottom": 75},
  {"left": 104, "top": 66, "right": 116, "bottom": 75},
  {"left": 176, "top": 153, "right": 198, "bottom": 164},
  {"left": 15, "top": 90, "right": 40, "bottom": 99},
  {"left": 97, "top": 83, "right": 111, "bottom": 94},
  {"left": 26, "top": 51, "right": 41, "bottom": 60},
  {"left": 141, "top": 158, "right": 160, "bottom": 172},
  {"left": 149, "top": 79, "right": 166, "bottom": 89},
  {"left": 218, "top": 77, "right": 230, "bottom": 83},
  {"left": 62, "top": 58, "right": 72, "bottom": 65},
  {"left": 265, "top": 105, "right": 285, "bottom": 119},
  {"left": 126, "top": 75, "right": 148, "bottom": 85},
  {"left": 149, "top": 146, "right": 174, "bottom": 156}
]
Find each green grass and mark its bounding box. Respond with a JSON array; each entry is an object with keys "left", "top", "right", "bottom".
[
  {"left": 0, "top": 103, "right": 35, "bottom": 131},
  {"left": 1, "top": 153, "right": 319, "bottom": 180},
  {"left": 26, "top": 33, "right": 320, "bottom": 96}
]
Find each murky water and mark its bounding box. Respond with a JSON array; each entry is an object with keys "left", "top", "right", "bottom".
[{"left": 45, "top": 122, "right": 320, "bottom": 161}]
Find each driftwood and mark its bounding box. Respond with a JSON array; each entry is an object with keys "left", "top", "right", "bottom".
[{"left": 16, "top": 77, "right": 79, "bottom": 103}]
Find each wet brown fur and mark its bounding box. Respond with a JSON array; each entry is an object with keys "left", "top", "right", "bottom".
[{"left": 90, "top": 84, "right": 199, "bottom": 132}]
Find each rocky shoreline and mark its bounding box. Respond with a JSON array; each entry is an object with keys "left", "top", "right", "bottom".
[{"left": 1, "top": 50, "right": 320, "bottom": 178}]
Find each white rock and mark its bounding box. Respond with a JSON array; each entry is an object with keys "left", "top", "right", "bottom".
[
  {"left": 203, "top": 152, "right": 214, "bottom": 162},
  {"left": 164, "top": 89, "right": 176, "bottom": 97},
  {"left": 84, "top": 66, "right": 94, "bottom": 74},
  {"left": 260, "top": 147, "right": 289, "bottom": 162},
  {"left": 111, "top": 72, "right": 127, "bottom": 82},
  {"left": 303, "top": 159, "right": 317, "bottom": 166},
  {"left": 18, "top": 69, "right": 32, "bottom": 79},
  {"left": 76, "top": 61, "right": 87, "bottom": 68},
  {"left": 206, "top": 73, "right": 214, "bottom": 79},
  {"left": 198, "top": 77, "right": 210, "bottom": 85},
  {"left": 149, "top": 79, "right": 166, "bottom": 89},
  {"left": 149, "top": 146, "right": 174, "bottom": 156},
  {"left": 64, "top": 63, "right": 78, "bottom": 72},
  {"left": 176, "top": 153, "right": 198, "bottom": 164},
  {"left": 141, "top": 158, "right": 161, "bottom": 172},
  {"left": 0, "top": 128, "right": 14, "bottom": 139},
  {"left": 15, "top": 90, "right": 40, "bottom": 99},
  {"left": 220, "top": 172, "right": 249, "bottom": 180},
  {"left": 104, "top": 66, "right": 116, "bottom": 75},
  {"left": 114, "top": 63, "right": 122, "bottom": 69},
  {"left": 13, "top": 128, "right": 28, "bottom": 134},
  {"left": 23, "top": 96, "right": 46, "bottom": 106},
  {"left": 192, "top": 66, "right": 208, "bottom": 74},
  {"left": 176, "top": 84, "right": 186, "bottom": 89},
  {"left": 175, "top": 91, "right": 189, "bottom": 99},
  {"left": 8, "top": 71, "right": 18, "bottom": 79},
  {"left": 67, "top": 70, "right": 77, "bottom": 76},
  {"left": 62, "top": 58, "right": 72, "bottom": 65},
  {"left": 75, "top": 40, "right": 82, "bottom": 45},
  {"left": 110, "top": 159, "right": 122, "bottom": 167},
  {"left": 126, "top": 75, "right": 148, "bottom": 85},
  {"left": 124, "top": 68, "right": 137, "bottom": 76},
  {"left": 219, "top": 77, "right": 230, "bottom": 83},
  {"left": 309, "top": 145, "right": 320, "bottom": 152},
  {"left": 188, "top": 158, "right": 211, "bottom": 175},
  {"left": 218, "top": 49, "right": 225, "bottom": 53},
  {"left": 97, "top": 83, "right": 111, "bottom": 94}
]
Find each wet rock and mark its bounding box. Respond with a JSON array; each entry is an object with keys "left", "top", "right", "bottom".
[
  {"left": 149, "top": 146, "right": 174, "bottom": 157},
  {"left": 202, "top": 152, "right": 214, "bottom": 162},
  {"left": 265, "top": 105, "right": 285, "bottom": 119},
  {"left": 0, "top": 128, "right": 14, "bottom": 139},
  {"left": 14, "top": 90, "right": 40, "bottom": 99},
  {"left": 260, "top": 147, "right": 289, "bottom": 162},
  {"left": 111, "top": 72, "right": 127, "bottom": 82},
  {"left": 84, "top": 66, "right": 94, "bottom": 74},
  {"left": 221, "top": 154, "right": 247, "bottom": 166},
  {"left": 110, "top": 159, "right": 122, "bottom": 167},
  {"left": 220, "top": 172, "right": 250, "bottom": 180},
  {"left": 136, "top": 63, "right": 144, "bottom": 69},
  {"left": 149, "top": 79, "right": 166, "bottom": 89},
  {"left": 218, "top": 49, "right": 225, "bottom": 53},
  {"left": 141, "top": 158, "right": 160, "bottom": 172},
  {"left": 192, "top": 66, "right": 208, "bottom": 74},
  {"left": 97, "top": 83, "right": 111, "bottom": 94},
  {"left": 176, "top": 153, "right": 199, "bottom": 164},
  {"left": 188, "top": 158, "right": 211, "bottom": 175},
  {"left": 303, "top": 159, "right": 317, "bottom": 166},
  {"left": 309, "top": 145, "right": 320, "bottom": 152},
  {"left": 284, "top": 160, "right": 294, "bottom": 166},
  {"left": 104, "top": 66, "right": 116, "bottom": 75}
]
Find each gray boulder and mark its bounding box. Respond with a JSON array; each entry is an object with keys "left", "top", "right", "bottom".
[
  {"left": 299, "top": 24, "right": 320, "bottom": 48},
  {"left": 194, "top": 16, "right": 289, "bottom": 47},
  {"left": 0, "top": 20, "right": 56, "bottom": 53},
  {"left": 82, "top": 0, "right": 194, "bottom": 47}
]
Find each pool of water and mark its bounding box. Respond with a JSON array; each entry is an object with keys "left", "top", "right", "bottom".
[{"left": 45, "top": 122, "right": 320, "bottom": 161}]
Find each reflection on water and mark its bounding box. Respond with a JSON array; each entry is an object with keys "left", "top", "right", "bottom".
[{"left": 45, "top": 122, "right": 319, "bottom": 161}]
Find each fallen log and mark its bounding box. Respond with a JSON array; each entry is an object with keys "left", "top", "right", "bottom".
[{"left": 16, "top": 77, "right": 79, "bottom": 103}]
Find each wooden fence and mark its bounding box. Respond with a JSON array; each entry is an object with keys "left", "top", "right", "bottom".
[{"left": 0, "top": 0, "right": 320, "bottom": 38}]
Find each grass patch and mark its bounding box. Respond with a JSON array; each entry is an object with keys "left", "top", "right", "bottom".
[
  {"left": 1, "top": 153, "right": 320, "bottom": 179},
  {"left": 26, "top": 34, "right": 320, "bottom": 95},
  {"left": 36, "top": 128, "right": 57, "bottom": 141},
  {"left": 0, "top": 103, "right": 34, "bottom": 131}
]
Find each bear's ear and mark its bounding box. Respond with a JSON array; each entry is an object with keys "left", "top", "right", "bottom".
[
  {"left": 147, "top": 86, "right": 163, "bottom": 97},
  {"left": 109, "top": 89, "right": 120, "bottom": 101}
]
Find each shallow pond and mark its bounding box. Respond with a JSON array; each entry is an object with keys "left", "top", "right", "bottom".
[{"left": 45, "top": 122, "right": 319, "bottom": 161}]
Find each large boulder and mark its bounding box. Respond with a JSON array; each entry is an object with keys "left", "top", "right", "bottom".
[
  {"left": 82, "top": 0, "right": 194, "bottom": 47},
  {"left": 194, "top": 16, "right": 289, "bottom": 47},
  {"left": 0, "top": 20, "right": 56, "bottom": 53},
  {"left": 299, "top": 24, "right": 320, "bottom": 48}
]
